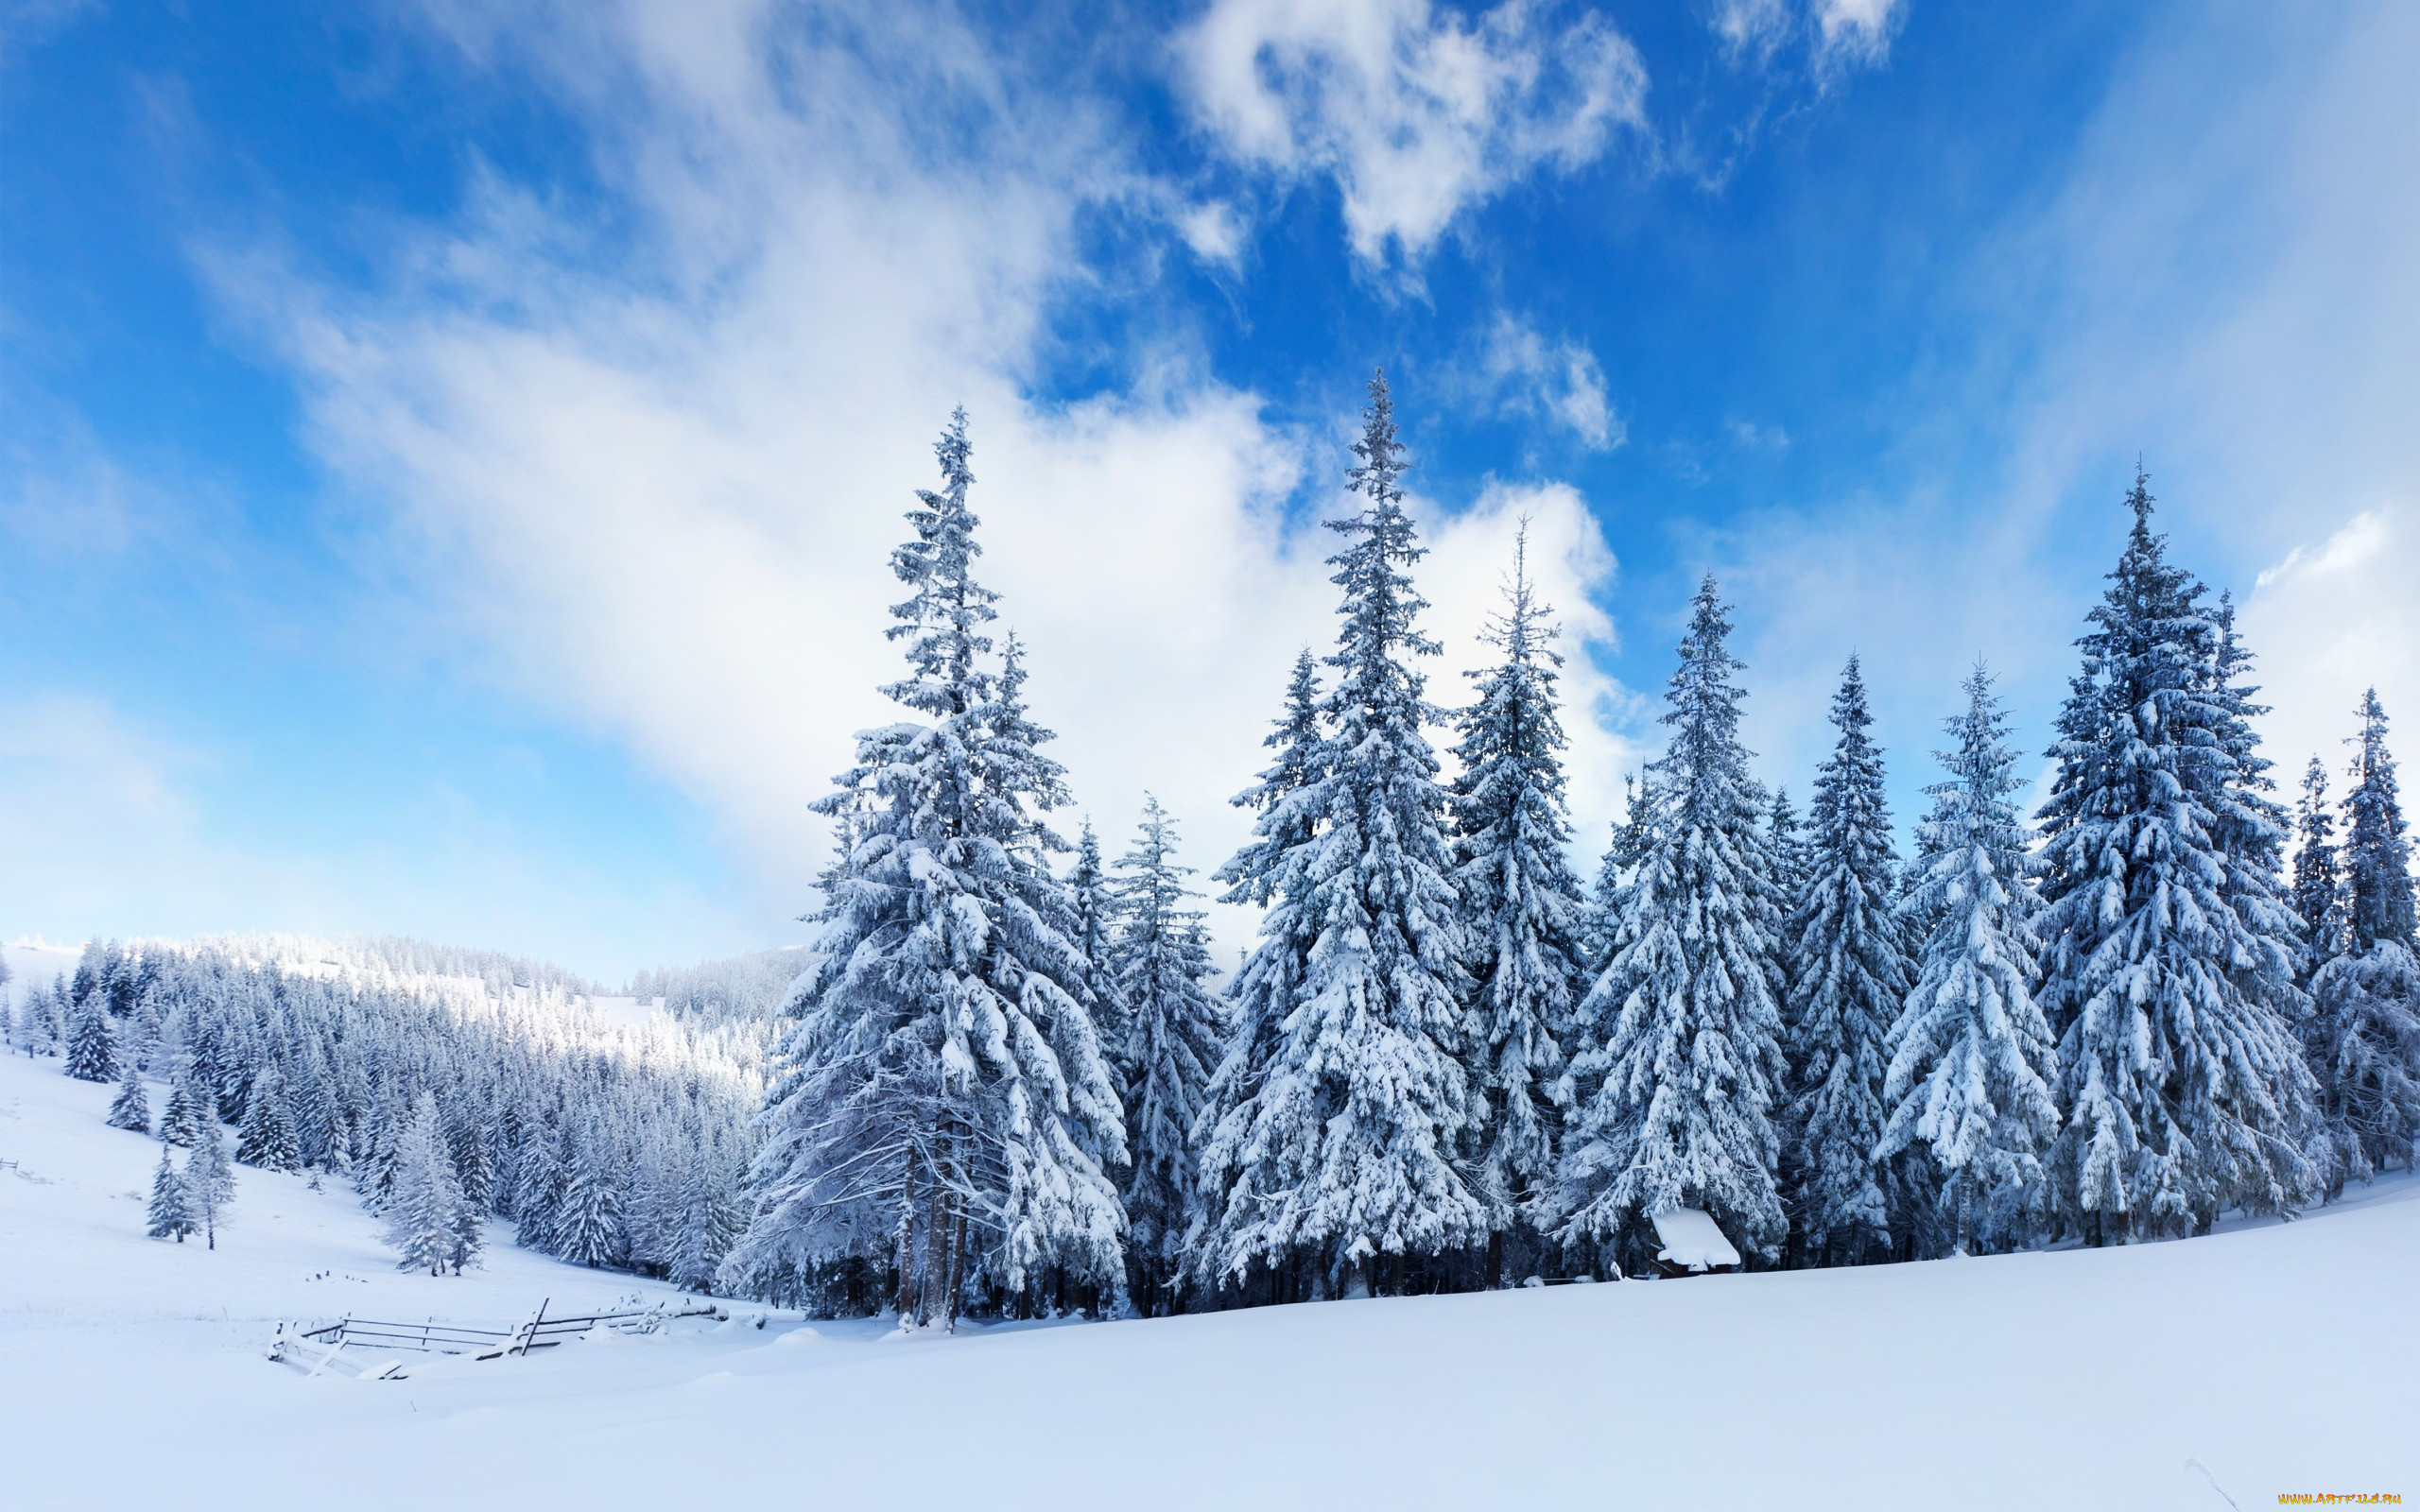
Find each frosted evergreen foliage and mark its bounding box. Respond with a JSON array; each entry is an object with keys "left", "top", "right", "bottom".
[
  {"left": 1551, "top": 576, "right": 1789, "bottom": 1267},
  {"left": 2306, "top": 691, "right": 2420, "bottom": 1185},
  {"left": 384, "top": 1092, "right": 479, "bottom": 1275},
  {"left": 1783, "top": 656, "right": 1916, "bottom": 1266},
  {"left": 1195, "top": 371, "right": 1485, "bottom": 1297},
  {"left": 2036, "top": 472, "right": 2316, "bottom": 1239},
  {"left": 235, "top": 1071, "right": 303, "bottom": 1173},
  {"left": 1215, "top": 648, "right": 1326, "bottom": 909},
  {"left": 1446, "top": 531, "right": 1582, "bottom": 1271},
  {"left": 183, "top": 1125, "right": 235, "bottom": 1249},
  {"left": 108, "top": 1065, "right": 152, "bottom": 1134},
  {"left": 2290, "top": 757, "right": 2347, "bottom": 981},
  {"left": 1110, "top": 797, "right": 1226, "bottom": 1314},
  {"left": 1068, "top": 819, "right": 1130, "bottom": 1083},
  {"left": 1583, "top": 775, "right": 1657, "bottom": 975},
  {"left": 557, "top": 1129, "right": 627, "bottom": 1269},
  {"left": 722, "top": 410, "right": 1126, "bottom": 1328},
  {"left": 1878, "top": 665, "right": 2061, "bottom": 1255},
  {"left": 1768, "top": 786, "right": 1810, "bottom": 918},
  {"left": 159, "top": 1066, "right": 206, "bottom": 1147},
  {"left": 147, "top": 1146, "right": 195, "bottom": 1242},
  {"left": 64, "top": 990, "right": 115, "bottom": 1083}
]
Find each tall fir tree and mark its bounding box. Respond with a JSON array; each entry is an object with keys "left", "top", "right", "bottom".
[
  {"left": 1214, "top": 648, "right": 1326, "bottom": 910},
  {"left": 1068, "top": 818, "right": 1131, "bottom": 1086},
  {"left": 1583, "top": 774, "right": 1657, "bottom": 975},
  {"left": 668, "top": 1143, "right": 743, "bottom": 1294},
  {"left": 2290, "top": 756, "right": 2348, "bottom": 983},
  {"left": 182, "top": 1125, "right": 235, "bottom": 1250},
  {"left": 107, "top": 1064, "right": 152, "bottom": 1134},
  {"left": 235, "top": 1070, "right": 303, "bottom": 1173},
  {"left": 158, "top": 1064, "right": 206, "bottom": 1147},
  {"left": 723, "top": 410, "right": 1126, "bottom": 1328},
  {"left": 2305, "top": 691, "right": 2420, "bottom": 1187},
  {"left": 1783, "top": 655, "right": 1916, "bottom": 1267},
  {"left": 1193, "top": 371, "right": 1485, "bottom": 1298},
  {"left": 63, "top": 989, "right": 116, "bottom": 1083},
  {"left": 556, "top": 1126, "right": 626, "bottom": 1269},
  {"left": 1110, "top": 796, "right": 1226, "bottom": 1314},
  {"left": 1878, "top": 664, "right": 2061, "bottom": 1256},
  {"left": 1446, "top": 530, "right": 1582, "bottom": 1282},
  {"left": 384, "top": 1092, "right": 476, "bottom": 1275},
  {"left": 2036, "top": 472, "right": 2316, "bottom": 1240},
  {"left": 146, "top": 1144, "right": 195, "bottom": 1242},
  {"left": 1768, "top": 786, "right": 1810, "bottom": 920},
  {"left": 1550, "top": 576, "right": 1789, "bottom": 1269}
]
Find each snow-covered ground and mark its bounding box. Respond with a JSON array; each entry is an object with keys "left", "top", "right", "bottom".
[
  {"left": 3, "top": 937, "right": 80, "bottom": 1011},
  {"left": 1, "top": 1048, "right": 2411, "bottom": 1511}
]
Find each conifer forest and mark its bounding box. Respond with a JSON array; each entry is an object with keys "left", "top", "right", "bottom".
[{"left": 19, "top": 372, "right": 2415, "bottom": 1332}]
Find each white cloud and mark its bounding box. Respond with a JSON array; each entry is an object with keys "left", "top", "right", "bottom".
[
  {"left": 1177, "top": 199, "right": 1248, "bottom": 266},
  {"left": 1472, "top": 314, "right": 1623, "bottom": 449},
  {"left": 2239, "top": 507, "right": 2416, "bottom": 782},
  {"left": 1724, "top": 417, "right": 1789, "bottom": 451},
  {"left": 1713, "top": 0, "right": 1904, "bottom": 77},
  {"left": 1813, "top": 0, "right": 1902, "bottom": 70},
  {"left": 1179, "top": 0, "right": 1648, "bottom": 264},
  {"left": 211, "top": 0, "right": 1633, "bottom": 958}
]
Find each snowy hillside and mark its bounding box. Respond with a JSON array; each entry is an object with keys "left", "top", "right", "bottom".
[{"left": 3, "top": 1049, "right": 2410, "bottom": 1511}]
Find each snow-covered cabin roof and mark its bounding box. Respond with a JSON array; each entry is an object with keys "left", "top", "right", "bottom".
[{"left": 1651, "top": 1208, "right": 1742, "bottom": 1272}]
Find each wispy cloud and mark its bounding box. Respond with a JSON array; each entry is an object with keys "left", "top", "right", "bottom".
[
  {"left": 1467, "top": 313, "right": 1623, "bottom": 450},
  {"left": 1714, "top": 0, "right": 1906, "bottom": 77},
  {"left": 1178, "top": 0, "right": 1648, "bottom": 266}
]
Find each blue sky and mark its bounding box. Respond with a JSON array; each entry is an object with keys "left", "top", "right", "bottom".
[{"left": 4, "top": 1, "right": 2414, "bottom": 980}]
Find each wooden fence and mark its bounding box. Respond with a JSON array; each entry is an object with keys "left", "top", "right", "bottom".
[{"left": 269, "top": 1297, "right": 722, "bottom": 1379}]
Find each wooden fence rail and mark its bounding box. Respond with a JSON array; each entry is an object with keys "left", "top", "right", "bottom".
[{"left": 271, "top": 1297, "right": 723, "bottom": 1377}]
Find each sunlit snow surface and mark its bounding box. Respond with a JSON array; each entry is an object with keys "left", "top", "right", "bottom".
[{"left": 1, "top": 1049, "right": 2412, "bottom": 1510}]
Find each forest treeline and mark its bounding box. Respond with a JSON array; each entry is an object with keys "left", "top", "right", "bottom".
[{"left": 12, "top": 372, "right": 2415, "bottom": 1324}]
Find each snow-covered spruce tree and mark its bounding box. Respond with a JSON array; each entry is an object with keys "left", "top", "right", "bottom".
[
  {"left": 1782, "top": 655, "right": 1916, "bottom": 1267},
  {"left": 2306, "top": 690, "right": 2420, "bottom": 1187},
  {"left": 1068, "top": 818, "right": 1131, "bottom": 1086},
  {"left": 1109, "top": 796, "right": 1226, "bottom": 1314},
  {"left": 2290, "top": 757, "right": 2348, "bottom": 984},
  {"left": 108, "top": 1063, "right": 152, "bottom": 1134},
  {"left": 1191, "top": 650, "right": 1329, "bottom": 1305},
  {"left": 235, "top": 1070, "right": 302, "bottom": 1173},
  {"left": 147, "top": 1144, "right": 196, "bottom": 1242},
  {"left": 2037, "top": 472, "right": 2315, "bottom": 1241},
  {"left": 668, "top": 1143, "right": 742, "bottom": 1294},
  {"left": 449, "top": 1109, "right": 496, "bottom": 1214},
  {"left": 1194, "top": 371, "right": 1485, "bottom": 1299},
  {"left": 384, "top": 1092, "right": 476, "bottom": 1275},
  {"left": 1216, "top": 648, "right": 1326, "bottom": 912},
  {"left": 10, "top": 978, "right": 60, "bottom": 1056},
  {"left": 1582, "top": 774, "right": 1658, "bottom": 977},
  {"left": 1768, "top": 786, "right": 1810, "bottom": 922},
  {"left": 722, "top": 410, "right": 1125, "bottom": 1328},
  {"left": 1550, "top": 576, "right": 1789, "bottom": 1271},
  {"left": 183, "top": 1125, "right": 235, "bottom": 1250},
  {"left": 64, "top": 988, "right": 116, "bottom": 1083},
  {"left": 1877, "top": 664, "right": 2061, "bottom": 1256},
  {"left": 511, "top": 1125, "right": 565, "bottom": 1253},
  {"left": 158, "top": 1064, "right": 206, "bottom": 1147},
  {"left": 1447, "top": 530, "right": 1582, "bottom": 1283},
  {"left": 556, "top": 1126, "right": 626, "bottom": 1269}
]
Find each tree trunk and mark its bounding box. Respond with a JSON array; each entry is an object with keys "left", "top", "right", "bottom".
[{"left": 894, "top": 1159, "right": 919, "bottom": 1320}]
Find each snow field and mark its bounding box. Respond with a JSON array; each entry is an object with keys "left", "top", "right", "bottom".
[{"left": 1, "top": 1048, "right": 2412, "bottom": 1510}]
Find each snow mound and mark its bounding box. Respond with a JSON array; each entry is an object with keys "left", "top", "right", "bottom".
[{"left": 1651, "top": 1207, "right": 1742, "bottom": 1272}]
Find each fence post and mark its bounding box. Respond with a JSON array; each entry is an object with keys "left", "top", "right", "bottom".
[{"left": 515, "top": 1297, "right": 548, "bottom": 1357}]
